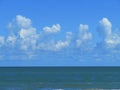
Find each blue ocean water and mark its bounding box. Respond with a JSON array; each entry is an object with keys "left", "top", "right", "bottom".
[{"left": 0, "top": 67, "right": 120, "bottom": 90}]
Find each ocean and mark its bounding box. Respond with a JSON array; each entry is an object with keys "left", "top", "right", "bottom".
[{"left": 0, "top": 67, "right": 120, "bottom": 90}]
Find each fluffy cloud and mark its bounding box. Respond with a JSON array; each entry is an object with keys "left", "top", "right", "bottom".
[
  {"left": 1, "top": 15, "right": 120, "bottom": 62},
  {"left": 8, "top": 15, "right": 32, "bottom": 35},
  {"left": 55, "top": 32, "right": 72, "bottom": 50},
  {"left": 37, "top": 32, "right": 72, "bottom": 51},
  {"left": 16, "top": 15, "right": 32, "bottom": 28},
  {"left": 55, "top": 41, "right": 69, "bottom": 50},
  {"left": 98, "top": 18, "right": 112, "bottom": 38},
  {"left": 7, "top": 15, "right": 71, "bottom": 51},
  {"left": 8, "top": 15, "right": 39, "bottom": 50},
  {"left": 98, "top": 18, "right": 120, "bottom": 48},
  {"left": 43, "top": 24, "right": 61, "bottom": 33},
  {"left": 76, "top": 24, "right": 92, "bottom": 47},
  {"left": 79, "top": 24, "right": 88, "bottom": 31},
  {"left": 105, "top": 32, "right": 120, "bottom": 48},
  {"left": 19, "top": 28, "right": 38, "bottom": 50}
]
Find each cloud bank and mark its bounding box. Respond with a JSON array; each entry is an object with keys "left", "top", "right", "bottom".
[{"left": 0, "top": 15, "right": 120, "bottom": 62}]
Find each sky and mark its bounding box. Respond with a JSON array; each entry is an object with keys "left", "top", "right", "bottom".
[{"left": 0, "top": 0, "right": 120, "bottom": 66}]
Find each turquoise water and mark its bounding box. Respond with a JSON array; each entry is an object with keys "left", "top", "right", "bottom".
[{"left": 0, "top": 67, "right": 120, "bottom": 90}]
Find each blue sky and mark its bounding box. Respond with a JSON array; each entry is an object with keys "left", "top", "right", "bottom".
[{"left": 0, "top": 0, "right": 120, "bottom": 66}]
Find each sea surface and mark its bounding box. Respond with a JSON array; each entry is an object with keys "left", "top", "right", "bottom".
[{"left": 0, "top": 67, "right": 120, "bottom": 90}]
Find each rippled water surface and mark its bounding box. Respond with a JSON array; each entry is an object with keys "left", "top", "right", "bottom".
[{"left": 0, "top": 67, "right": 120, "bottom": 90}]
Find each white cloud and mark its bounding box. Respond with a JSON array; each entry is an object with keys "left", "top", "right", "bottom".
[
  {"left": 1, "top": 15, "right": 120, "bottom": 62},
  {"left": 76, "top": 24, "right": 92, "bottom": 47},
  {"left": 54, "top": 32, "right": 72, "bottom": 50},
  {"left": 37, "top": 24, "right": 72, "bottom": 51},
  {"left": 16, "top": 15, "right": 32, "bottom": 28},
  {"left": 43, "top": 24, "right": 61, "bottom": 33},
  {"left": 99, "top": 18, "right": 112, "bottom": 37},
  {"left": 98, "top": 18, "right": 120, "bottom": 48},
  {"left": 105, "top": 32, "right": 120, "bottom": 48},
  {"left": 7, "top": 15, "right": 120, "bottom": 52},
  {"left": 0, "top": 36, "right": 4, "bottom": 47},
  {"left": 55, "top": 41, "right": 69, "bottom": 50},
  {"left": 8, "top": 15, "right": 32, "bottom": 35},
  {"left": 38, "top": 35, "right": 71, "bottom": 51},
  {"left": 8, "top": 15, "right": 72, "bottom": 51},
  {"left": 37, "top": 32, "right": 72, "bottom": 51},
  {"left": 8, "top": 15, "right": 39, "bottom": 50},
  {"left": 19, "top": 28, "right": 38, "bottom": 50},
  {"left": 79, "top": 24, "right": 88, "bottom": 31},
  {"left": 19, "top": 28, "right": 37, "bottom": 39}
]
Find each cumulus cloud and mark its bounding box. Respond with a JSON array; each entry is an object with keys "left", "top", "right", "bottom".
[
  {"left": 1, "top": 15, "right": 120, "bottom": 62},
  {"left": 105, "top": 31, "right": 120, "bottom": 48},
  {"left": 7, "top": 15, "right": 71, "bottom": 52},
  {"left": 43, "top": 24, "right": 61, "bottom": 33},
  {"left": 79, "top": 24, "right": 88, "bottom": 31},
  {"left": 8, "top": 15, "right": 32, "bottom": 35},
  {"left": 55, "top": 41, "right": 69, "bottom": 50},
  {"left": 55, "top": 32, "right": 72, "bottom": 50},
  {"left": 16, "top": 15, "right": 32, "bottom": 28},
  {"left": 37, "top": 32, "right": 72, "bottom": 51},
  {"left": 98, "top": 18, "right": 120, "bottom": 48},
  {"left": 98, "top": 18, "right": 112, "bottom": 38},
  {"left": 8, "top": 15, "right": 39, "bottom": 50},
  {"left": 76, "top": 24, "right": 92, "bottom": 47},
  {"left": 19, "top": 28, "right": 38, "bottom": 50}
]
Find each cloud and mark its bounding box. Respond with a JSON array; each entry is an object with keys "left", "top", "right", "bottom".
[
  {"left": 8, "top": 15, "right": 32, "bottom": 35},
  {"left": 43, "top": 24, "right": 61, "bottom": 33},
  {"left": 55, "top": 41, "right": 69, "bottom": 50},
  {"left": 37, "top": 32, "right": 72, "bottom": 51},
  {"left": 19, "top": 28, "right": 39, "bottom": 50},
  {"left": 7, "top": 15, "right": 70, "bottom": 52},
  {"left": 105, "top": 31, "right": 120, "bottom": 48},
  {"left": 16, "top": 15, "right": 32, "bottom": 28},
  {"left": 8, "top": 15, "right": 39, "bottom": 50},
  {"left": 55, "top": 32, "right": 72, "bottom": 50},
  {"left": 98, "top": 18, "right": 120, "bottom": 48},
  {"left": 1, "top": 15, "right": 120, "bottom": 62},
  {"left": 76, "top": 24, "right": 92, "bottom": 47},
  {"left": 79, "top": 24, "right": 88, "bottom": 31},
  {"left": 98, "top": 18, "right": 112, "bottom": 38}
]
